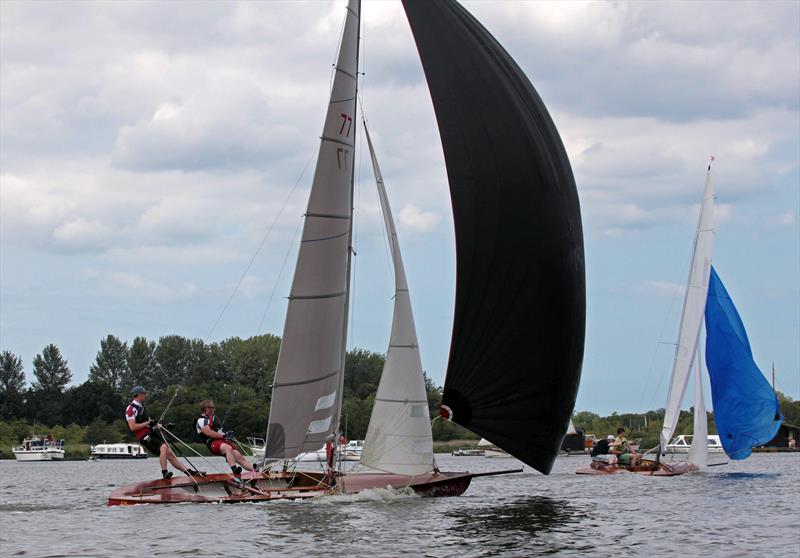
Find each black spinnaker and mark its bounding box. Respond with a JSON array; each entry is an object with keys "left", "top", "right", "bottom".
[{"left": 402, "top": 0, "right": 585, "bottom": 474}]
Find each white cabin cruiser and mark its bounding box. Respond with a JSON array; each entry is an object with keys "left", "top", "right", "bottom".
[
  {"left": 12, "top": 436, "right": 65, "bottom": 461},
  {"left": 666, "top": 434, "right": 725, "bottom": 454},
  {"left": 90, "top": 443, "right": 147, "bottom": 459}
]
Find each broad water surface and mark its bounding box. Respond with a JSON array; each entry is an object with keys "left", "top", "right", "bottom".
[{"left": 1, "top": 453, "right": 798, "bottom": 557}]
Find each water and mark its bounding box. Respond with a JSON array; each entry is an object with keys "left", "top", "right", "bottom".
[{"left": 1, "top": 453, "right": 798, "bottom": 557}]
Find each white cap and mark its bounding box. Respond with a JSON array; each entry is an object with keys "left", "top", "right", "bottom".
[{"left": 607, "top": 435, "right": 615, "bottom": 441}]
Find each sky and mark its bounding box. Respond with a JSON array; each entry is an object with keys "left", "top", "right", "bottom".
[{"left": 1, "top": 0, "right": 798, "bottom": 415}]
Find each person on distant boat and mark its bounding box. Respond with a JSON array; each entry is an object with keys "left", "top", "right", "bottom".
[
  {"left": 196, "top": 399, "right": 257, "bottom": 475},
  {"left": 125, "top": 386, "right": 202, "bottom": 479},
  {"left": 590, "top": 435, "right": 617, "bottom": 464},
  {"left": 611, "top": 427, "right": 641, "bottom": 467}
]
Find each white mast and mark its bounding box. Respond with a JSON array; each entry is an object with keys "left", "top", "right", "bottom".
[
  {"left": 661, "top": 166, "right": 715, "bottom": 451},
  {"left": 360, "top": 124, "right": 435, "bottom": 475},
  {"left": 265, "top": 0, "right": 360, "bottom": 460}
]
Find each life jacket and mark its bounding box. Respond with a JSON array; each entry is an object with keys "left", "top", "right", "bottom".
[
  {"left": 124, "top": 400, "right": 149, "bottom": 439},
  {"left": 196, "top": 414, "right": 222, "bottom": 447},
  {"left": 591, "top": 439, "right": 610, "bottom": 457}
]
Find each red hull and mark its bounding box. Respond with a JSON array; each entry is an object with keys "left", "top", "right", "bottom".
[
  {"left": 107, "top": 469, "right": 472, "bottom": 506},
  {"left": 575, "top": 460, "right": 699, "bottom": 476}
]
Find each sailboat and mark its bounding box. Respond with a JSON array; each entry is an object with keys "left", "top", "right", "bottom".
[
  {"left": 108, "top": 0, "right": 585, "bottom": 505},
  {"left": 577, "top": 163, "right": 782, "bottom": 476}
]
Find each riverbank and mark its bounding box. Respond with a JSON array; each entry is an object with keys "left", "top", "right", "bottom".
[{"left": 0, "top": 442, "right": 214, "bottom": 460}]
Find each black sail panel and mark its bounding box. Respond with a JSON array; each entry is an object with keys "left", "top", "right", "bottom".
[{"left": 402, "top": 0, "right": 585, "bottom": 474}]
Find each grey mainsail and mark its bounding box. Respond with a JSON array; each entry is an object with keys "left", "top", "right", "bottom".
[{"left": 265, "top": 0, "right": 360, "bottom": 460}]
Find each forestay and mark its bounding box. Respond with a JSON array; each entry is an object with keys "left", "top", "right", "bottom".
[
  {"left": 360, "top": 124, "right": 436, "bottom": 476},
  {"left": 265, "top": 0, "right": 360, "bottom": 459},
  {"left": 402, "top": 0, "right": 585, "bottom": 474},
  {"left": 661, "top": 169, "right": 714, "bottom": 449}
]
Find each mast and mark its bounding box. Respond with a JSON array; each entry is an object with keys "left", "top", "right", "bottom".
[
  {"left": 332, "top": 0, "right": 361, "bottom": 465},
  {"left": 660, "top": 165, "right": 715, "bottom": 450}
]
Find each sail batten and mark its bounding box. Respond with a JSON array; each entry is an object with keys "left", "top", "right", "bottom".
[
  {"left": 402, "top": 0, "right": 585, "bottom": 475},
  {"left": 265, "top": 0, "right": 360, "bottom": 460}
]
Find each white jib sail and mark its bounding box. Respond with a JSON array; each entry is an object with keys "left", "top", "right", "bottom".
[
  {"left": 688, "top": 340, "right": 708, "bottom": 468},
  {"left": 360, "top": 124, "right": 435, "bottom": 475},
  {"left": 567, "top": 420, "right": 577, "bottom": 435},
  {"left": 265, "top": 0, "right": 360, "bottom": 460},
  {"left": 661, "top": 168, "right": 714, "bottom": 449}
]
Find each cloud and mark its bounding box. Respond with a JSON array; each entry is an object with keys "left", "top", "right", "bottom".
[
  {"left": 634, "top": 280, "right": 685, "bottom": 299},
  {"left": 82, "top": 268, "right": 199, "bottom": 300},
  {"left": 766, "top": 211, "right": 797, "bottom": 228},
  {"left": 467, "top": 1, "right": 800, "bottom": 121},
  {"left": 398, "top": 204, "right": 441, "bottom": 234},
  {"left": 52, "top": 218, "right": 114, "bottom": 251}
]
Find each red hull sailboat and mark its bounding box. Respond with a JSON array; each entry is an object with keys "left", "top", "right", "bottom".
[{"left": 108, "top": 0, "right": 584, "bottom": 505}]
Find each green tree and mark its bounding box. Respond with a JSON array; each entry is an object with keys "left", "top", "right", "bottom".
[
  {"left": 83, "top": 418, "right": 123, "bottom": 444},
  {"left": 0, "top": 351, "right": 25, "bottom": 392},
  {"left": 62, "top": 381, "right": 124, "bottom": 426},
  {"left": 31, "top": 344, "right": 71, "bottom": 393},
  {"left": 220, "top": 335, "right": 280, "bottom": 398},
  {"left": 343, "top": 349, "right": 383, "bottom": 399},
  {"left": 777, "top": 391, "right": 800, "bottom": 426},
  {"left": 88, "top": 335, "right": 128, "bottom": 391},
  {"left": 125, "top": 337, "right": 158, "bottom": 393},
  {"left": 154, "top": 335, "right": 198, "bottom": 391},
  {"left": 0, "top": 351, "right": 26, "bottom": 420}
]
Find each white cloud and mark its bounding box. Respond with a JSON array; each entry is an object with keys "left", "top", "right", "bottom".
[
  {"left": 635, "top": 280, "right": 685, "bottom": 299},
  {"left": 52, "top": 218, "right": 114, "bottom": 251},
  {"left": 398, "top": 204, "right": 441, "bottom": 234},
  {"left": 82, "top": 268, "right": 200, "bottom": 300}
]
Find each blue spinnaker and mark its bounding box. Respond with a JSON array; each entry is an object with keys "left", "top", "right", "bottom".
[{"left": 705, "top": 266, "right": 782, "bottom": 460}]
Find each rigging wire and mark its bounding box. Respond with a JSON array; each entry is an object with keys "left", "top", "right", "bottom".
[
  {"left": 360, "top": 106, "right": 396, "bottom": 282},
  {"left": 256, "top": 215, "right": 304, "bottom": 335},
  {"left": 205, "top": 153, "right": 314, "bottom": 343},
  {"left": 637, "top": 237, "right": 696, "bottom": 410}
]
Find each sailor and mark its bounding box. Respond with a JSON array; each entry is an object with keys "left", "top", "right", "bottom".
[
  {"left": 125, "top": 386, "right": 200, "bottom": 479},
  {"left": 611, "top": 427, "right": 640, "bottom": 467},
  {"left": 590, "top": 435, "right": 617, "bottom": 464},
  {"left": 196, "top": 399, "right": 257, "bottom": 475}
]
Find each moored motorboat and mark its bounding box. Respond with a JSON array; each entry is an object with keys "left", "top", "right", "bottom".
[
  {"left": 90, "top": 442, "right": 147, "bottom": 459},
  {"left": 665, "top": 434, "right": 725, "bottom": 454},
  {"left": 12, "top": 436, "right": 65, "bottom": 461}
]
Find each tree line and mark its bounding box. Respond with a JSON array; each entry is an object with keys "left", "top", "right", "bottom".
[
  {"left": 0, "top": 334, "right": 474, "bottom": 449},
  {"left": 2, "top": 334, "right": 798, "bottom": 453}
]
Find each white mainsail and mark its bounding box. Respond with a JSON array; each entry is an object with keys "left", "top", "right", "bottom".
[
  {"left": 688, "top": 342, "right": 709, "bottom": 468},
  {"left": 661, "top": 168, "right": 714, "bottom": 451},
  {"left": 359, "top": 124, "right": 435, "bottom": 475},
  {"left": 265, "top": 0, "right": 360, "bottom": 460}
]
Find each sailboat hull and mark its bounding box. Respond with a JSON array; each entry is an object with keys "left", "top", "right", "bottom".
[
  {"left": 107, "top": 470, "right": 473, "bottom": 505},
  {"left": 575, "top": 461, "right": 699, "bottom": 476},
  {"left": 341, "top": 471, "right": 472, "bottom": 497}
]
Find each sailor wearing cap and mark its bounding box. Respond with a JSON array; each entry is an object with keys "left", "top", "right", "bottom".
[{"left": 125, "top": 386, "right": 200, "bottom": 479}]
